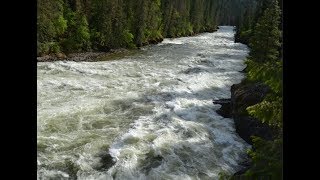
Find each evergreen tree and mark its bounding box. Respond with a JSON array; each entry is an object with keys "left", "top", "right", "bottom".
[{"left": 249, "top": 0, "right": 281, "bottom": 62}]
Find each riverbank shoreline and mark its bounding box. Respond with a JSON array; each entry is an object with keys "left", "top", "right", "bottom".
[
  {"left": 37, "top": 28, "right": 219, "bottom": 62},
  {"left": 37, "top": 49, "right": 132, "bottom": 62},
  {"left": 213, "top": 78, "right": 277, "bottom": 176}
]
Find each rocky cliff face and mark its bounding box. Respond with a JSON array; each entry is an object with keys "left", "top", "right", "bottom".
[{"left": 213, "top": 80, "right": 276, "bottom": 145}]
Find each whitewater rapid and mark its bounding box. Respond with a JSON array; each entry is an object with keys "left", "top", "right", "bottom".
[{"left": 37, "top": 26, "right": 250, "bottom": 179}]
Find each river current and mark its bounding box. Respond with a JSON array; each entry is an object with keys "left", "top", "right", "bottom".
[{"left": 37, "top": 26, "right": 250, "bottom": 179}]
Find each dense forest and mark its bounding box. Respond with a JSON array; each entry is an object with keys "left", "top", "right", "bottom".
[
  {"left": 231, "top": 0, "right": 283, "bottom": 179},
  {"left": 37, "top": 0, "right": 253, "bottom": 56}
]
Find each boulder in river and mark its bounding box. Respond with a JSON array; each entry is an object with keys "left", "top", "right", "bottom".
[{"left": 93, "top": 151, "right": 116, "bottom": 171}]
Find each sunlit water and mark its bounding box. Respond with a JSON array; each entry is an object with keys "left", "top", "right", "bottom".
[{"left": 37, "top": 26, "right": 250, "bottom": 179}]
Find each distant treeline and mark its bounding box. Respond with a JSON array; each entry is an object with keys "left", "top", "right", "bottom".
[{"left": 37, "top": 0, "right": 248, "bottom": 56}]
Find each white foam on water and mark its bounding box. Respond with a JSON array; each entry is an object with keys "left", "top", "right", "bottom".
[{"left": 37, "top": 26, "right": 250, "bottom": 179}]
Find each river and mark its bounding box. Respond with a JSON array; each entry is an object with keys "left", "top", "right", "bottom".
[{"left": 37, "top": 26, "right": 250, "bottom": 179}]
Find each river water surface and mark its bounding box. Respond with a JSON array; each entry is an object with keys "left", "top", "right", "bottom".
[{"left": 37, "top": 26, "right": 250, "bottom": 179}]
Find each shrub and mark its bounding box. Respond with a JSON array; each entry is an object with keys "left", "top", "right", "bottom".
[{"left": 122, "top": 30, "right": 135, "bottom": 48}]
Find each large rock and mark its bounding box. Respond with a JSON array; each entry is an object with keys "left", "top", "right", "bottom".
[
  {"left": 93, "top": 151, "right": 116, "bottom": 171},
  {"left": 213, "top": 80, "right": 277, "bottom": 177},
  {"left": 56, "top": 52, "right": 67, "bottom": 59},
  {"left": 233, "top": 158, "right": 252, "bottom": 176},
  {"left": 231, "top": 82, "right": 269, "bottom": 117},
  {"left": 213, "top": 81, "right": 276, "bottom": 144},
  {"left": 233, "top": 116, "right": 275, "bottom": 144},
  {"left": 213, "top": 99, "right": 232, "bottom": 118},
  {"left": 37, "top": 54, "right": 58, "bottom": 62},
  {"left": 231, "top": 81, "right": 276, "bottom": 144}
]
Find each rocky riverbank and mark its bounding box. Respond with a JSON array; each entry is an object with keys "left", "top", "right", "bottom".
[
  {"left": 37, "top": 49, "right": 135, "bottom": 62},
  {"left": 213, "top": 80, "right": 276, "bottom": 144},
  {"left": 213, "top": 79, "right": 277, "bottom": 176},
  {"left": 37, "top": 29, "right": 220, "bottom": 63}
]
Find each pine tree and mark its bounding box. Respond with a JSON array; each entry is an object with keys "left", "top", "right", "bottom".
[{"left": 249, "top": 0, "right": 281, "bottom": 62}]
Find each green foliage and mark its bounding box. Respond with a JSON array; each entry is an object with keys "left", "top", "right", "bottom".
[
  {"left": 54, "top": 15, "right": 68, "bottom": 36},
  {"left": 62, "top": 10, "right": 91, "bottom": 52},
  {"left": 245, "top": 137, "right": 282, "bottom": 179},
  {"left": 38, "top": 0, "right": 238, "bottom": 55},
  {"left": 38, "top": 42, "right": 61, "bottom": 55},
  {"left": 37, "top": 0, "right": 65, "bottom": 42},
  {"left": 247, "top": 97, "right": 282, "bottom": 127},
  {"left": 37, "top": 42, "right": 50, "bottom": 55},
  {"left": 237, "top": 29, "right": 252, "bottom": 45},
  {"left": 243, "top": 0, "right": 283, "bottom": 129},
  {"left": 246, "top": 59, "right": 282, "bottom": 94},
  {"left": 49, "top": 42, "right": 61, "bottom": 53},
  {"left": 75, "top": 15, "right": 91, "bottom": 50},
  {"left": 245, "top": 57, "right": 282, "bottom": 129},
  {"left": 236, "top": 0, "right": 283, "bottom": 179},
  {"left": 187, "top": 23, "right": 194, "bottom": 35},
  {"left": 249, "top": 0, "right": 281, "bottom": 62},
  {"left": 122, "top": 30, "right": 135, "bottom": 48},
  {"left": 37, "top": 0, "right": 254, "bottom": 56}
]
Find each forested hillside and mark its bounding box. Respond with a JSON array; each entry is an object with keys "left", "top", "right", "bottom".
[
  {"left": 38, "top": 0, "right": 229, "bottom": 56},
  {"left": 37, "top": 0, "right": 260, "bottom": 56}
]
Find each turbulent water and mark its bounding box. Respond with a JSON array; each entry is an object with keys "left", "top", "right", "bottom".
[{"left": 37, "top": 26, "right": 250, "bottom": 180}]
